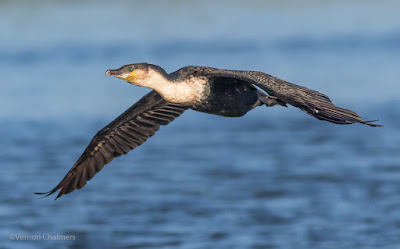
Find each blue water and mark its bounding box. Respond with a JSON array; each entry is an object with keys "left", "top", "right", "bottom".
[{"left": 1, "top": 1, "right": 400, "bottom": 249}]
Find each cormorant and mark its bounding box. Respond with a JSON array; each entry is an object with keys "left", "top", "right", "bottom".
[{"left": 36, "top": 63, "right": 381, "bottom": 199}]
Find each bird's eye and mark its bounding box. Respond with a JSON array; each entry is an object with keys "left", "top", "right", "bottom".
[{"left": 128, "top": 67, "right": 134, "bottom": 72}]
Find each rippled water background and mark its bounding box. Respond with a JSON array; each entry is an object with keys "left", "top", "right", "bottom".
[{"left": 1, "top": 1, "right": 400, "bottom": 248}]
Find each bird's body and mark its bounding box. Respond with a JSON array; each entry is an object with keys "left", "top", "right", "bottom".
[
  {"left": 167, "top": 66, "right": 262, "bottom": 117},
  {"left": 37, "top": 63, "right": 381, "bottom": 199},
  {"left": 191, "top": 76, "right": 261, "bottom": 117}
]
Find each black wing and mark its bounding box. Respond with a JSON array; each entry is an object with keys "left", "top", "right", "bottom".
[
  {"left": 195, "top": 67, "right": 381, "bottom": 127},
  {"left": 37, "top": 90, "right": 188, "bottom": 199}
]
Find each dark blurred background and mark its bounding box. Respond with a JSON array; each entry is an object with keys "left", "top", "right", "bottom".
[{"left": 1, "top": 1, "right": 399, "bottom": 249}]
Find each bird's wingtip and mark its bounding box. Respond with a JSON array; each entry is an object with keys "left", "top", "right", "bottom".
[
  {"left": 360, "top": 119, "right": 383, "bottom": 127},
  {"left": 34, "top": 190, "right": 59, "bottom": 200}
]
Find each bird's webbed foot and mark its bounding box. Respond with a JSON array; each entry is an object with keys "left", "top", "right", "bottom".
[{"left": 257, "top": 91, "right": 287, "bottom": 107}]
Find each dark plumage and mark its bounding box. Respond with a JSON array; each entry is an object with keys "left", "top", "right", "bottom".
[{"left": 36, "top": 63, "right": 381, "bottom": 199}]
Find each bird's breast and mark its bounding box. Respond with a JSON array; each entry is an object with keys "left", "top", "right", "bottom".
[{"left": 157, "top": 76, "right": 210, "bottom": 105}]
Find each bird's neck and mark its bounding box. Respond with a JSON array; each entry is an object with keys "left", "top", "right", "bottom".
[{"left": 138, "top": 69, "right": 173, "bottom": 90}]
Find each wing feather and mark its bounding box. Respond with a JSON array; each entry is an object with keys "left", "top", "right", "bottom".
[
  {"left": 198, "top": 67, "right": 381, "bottom": 127},
  {"left": 36, "top": 90, "right": 187, "bottom": 199}
]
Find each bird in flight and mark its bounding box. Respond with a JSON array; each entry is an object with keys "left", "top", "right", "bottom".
[{"left": 36, "top": 63, "right": 381, "bottom": 199}]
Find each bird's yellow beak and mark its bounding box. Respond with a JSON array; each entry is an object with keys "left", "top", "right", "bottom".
[{"left": 105, "top": 69, "right": 138, "bottom": 82}]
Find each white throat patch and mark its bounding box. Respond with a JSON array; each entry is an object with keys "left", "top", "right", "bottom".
[{"left": 155, "top": 76, "right": 209, "bottom": 105}]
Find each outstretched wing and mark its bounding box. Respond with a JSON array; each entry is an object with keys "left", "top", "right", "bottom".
[
  {"left": 36, "top": 90, "right": 188, "bottom": 199},
  {"left": 197, "top": 67, "right": 381, "bottom": 127}
]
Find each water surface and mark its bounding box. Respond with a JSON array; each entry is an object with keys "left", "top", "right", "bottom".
[{"left": 1, "top": 1, "right": 399, "bottom": 249}]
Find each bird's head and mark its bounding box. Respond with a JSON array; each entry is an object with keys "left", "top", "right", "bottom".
[{"left": 105, "top": 63, "right": 167, "bottom": 89}]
